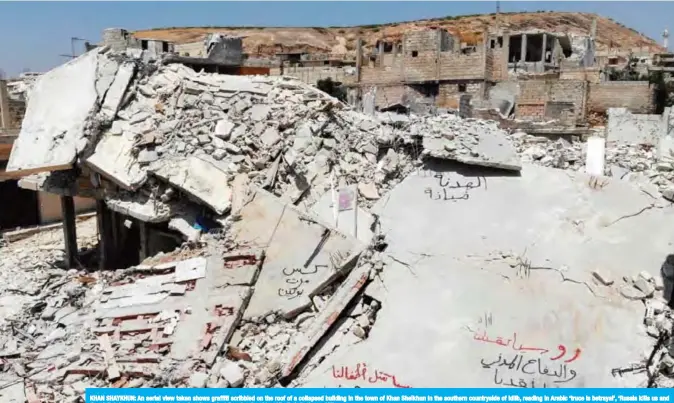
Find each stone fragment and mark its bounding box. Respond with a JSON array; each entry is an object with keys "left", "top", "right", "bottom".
[
  {"left": 260, "top": 128, "right": 281, "bottom": 147},
  {"left": 212, "top": 149, "right": 227, "bottom": 160},
  {"left": 215, "top": 119, "right": 235, "bottom": 140},
  {"left": 619, "top": 285, "right": 647, "bottom": 300},
  {"left": 634, "top": 278, "right": 655, "bottom": 298},
  {"left": 189, "top": 372, "right": 208, "bottom": 388},
  {"left": 249, "top": 105, "right": 271, "bottom": 122},
  {"left": 219, "top": 361, "right": 244, "bottom": 387},
  {"left": 197, "top": 135, "right": 211, "bottom": 145},
  {"left": 358, "top": 182, "right": 380, "bottom": 200},
  {"left": 137, "top": 150, "right": 159, "bottom": 165}
]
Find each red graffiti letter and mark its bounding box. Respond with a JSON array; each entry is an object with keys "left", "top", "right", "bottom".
[
  {"left": 550, "top": 345, "right": 567, "bottom": 361},
  {"left": 564, "top": 348, "right": 582, "bottom": 363}
]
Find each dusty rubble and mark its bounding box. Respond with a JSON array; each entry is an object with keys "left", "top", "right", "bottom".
[
  {"left": 0, "top": 46, "right": 525, "bottom": 399},
  {"left": 5, "top": 42, "right": 674, "bottom": 396},
  {"left": 511, "top": 130, "right": 674, "bottom": 197}
]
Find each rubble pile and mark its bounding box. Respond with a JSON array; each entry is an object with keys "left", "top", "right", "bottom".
[
  {"left": 511, "top": 131, "right": 674, "bottom": 195},
  {"left": 601, "top": 260, "right": 674, "bottom": 388}
]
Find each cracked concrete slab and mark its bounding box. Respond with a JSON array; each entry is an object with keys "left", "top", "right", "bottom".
[
  {"left": 150, "top": 155, "right": 232, "bottom": 215},
  {"left": 229, "top": 189, "right": 365, "bottom": 320},
  {"left": 7, "top": 49, "right": 113, "bottom": 176},
  {"left": 85, "top": 129, "right": 147, "bottom": 190},
  {"left": 299, "top": 160, "right": 674, "bottom": 388}
]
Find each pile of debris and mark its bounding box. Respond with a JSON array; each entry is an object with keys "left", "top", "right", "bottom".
[
  {"left": 0, "top": 45, "right": 528, "bottom": 400},
  {"left": 511, "top": 131, "right": 674, "bottom": 195}
]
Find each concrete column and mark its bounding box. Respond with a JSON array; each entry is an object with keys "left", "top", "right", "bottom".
[
  {"left": 377, "top": 41, "right": 384, "bottom": 67},
  {"left": 356, "top": 38, "right": 363, "bottom": 84},
  {"left": 520, "top": 34, "right": 527, "bottom": 63},
  {"left": 541, "top": 34, "right": 547, "bottom": 63},
  {"left": 96, "top": 200, "right": 115, "bottom": 270},
  {"left": 139, "top": 221, "right": 149, "bottom": 261},
  {"left": 61, "top": 196, "right": 78, "bottom": 269},
  {"left": 0, "top": 80, "right": 10, "bottom": 130}
]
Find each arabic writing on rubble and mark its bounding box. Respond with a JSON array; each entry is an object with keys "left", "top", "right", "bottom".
[
  {"left": 481, "top": 352, "right": 578, "bottom": 388},
  {"left": 332, "top": 363, "right": 411, "bottom": 388},
  {"left": 472, "top": 329, "right": 582, "bottom": 388},
  {"left": 472, "top": 329, "right": 582, "bottom": 362},
  {"left": 420, "top": 171, "right": 487, "bottom": 202},
  {"left": 277, "top": 265, "right": 326, "bottom": 300}
]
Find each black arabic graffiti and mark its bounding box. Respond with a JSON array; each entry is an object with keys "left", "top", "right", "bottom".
[
  {"left": 277, "top": 264, "right": 324, "bottom": 300},
  {"left": 423, "top": 172, "right": 487, "bottom": 202},
  {"left": 481, "top": 352, "right": 578, "bottom": 388}
]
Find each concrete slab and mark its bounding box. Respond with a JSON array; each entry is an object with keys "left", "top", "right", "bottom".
[
  {"left": 7, "top": 49, "right": 112, "bottom": 176},
  {"left": 85, "top": 129, "right": 147, "bottom": 189},
  {"left": 300, "top": 160, "right": 674, "bottom": 388},
  {"left": 150, "top": 155, "right": 232, "bottom": 215},
  {"left": 311, "top": 186, "right": 375, "bottom": 244},
  {"left": 230, "top": 189, "right": 365, "bottom": 320},
  {"left": 105, "top": 192, "right": 172, "bottom": 223},
  {"left": 423, "top": 130, "right": 522, "bottom": 171},
  {"left": 607, "top": 108, "right": 666, "bottom": 145},
  {"left": 100, "top": 62, "right": 135, "bottom": 123},
  {"left": 282, "top": 263, "right": 370, "bottom": 378}
]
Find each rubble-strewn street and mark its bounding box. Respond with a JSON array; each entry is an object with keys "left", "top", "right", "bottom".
[{"left": 3, "top": 38, "right": 674, "bottom": 401}]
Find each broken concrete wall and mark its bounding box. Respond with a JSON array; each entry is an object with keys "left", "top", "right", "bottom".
[
  {"left": 228, "top": 189, "right": 365, "bottom": 320},
  {"left": 607, "top": 108, "right": 669, "bottom": 145},
  {"left": 206, "top": 34, "right": 243, "bottom": 65}
]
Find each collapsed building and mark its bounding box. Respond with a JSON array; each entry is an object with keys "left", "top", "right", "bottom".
[{"left": 2, "top": 34, "right": 674, "bottom": 401}]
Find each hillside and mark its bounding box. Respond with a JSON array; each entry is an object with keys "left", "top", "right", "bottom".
[{"left": 131, "top": 12, "right": 664, "bottom": 58}]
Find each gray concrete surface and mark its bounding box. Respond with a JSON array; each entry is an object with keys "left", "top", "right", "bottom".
[
  {"left": 7, "top": 49, "right": 116, "bottom": 175},
  {"left": 300, "top": 161, "right": 673, "bottom": 388}
]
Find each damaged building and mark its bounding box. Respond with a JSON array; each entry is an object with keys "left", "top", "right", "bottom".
[{"left": 4, "top": 23, "right": 674, "bottom": 401}]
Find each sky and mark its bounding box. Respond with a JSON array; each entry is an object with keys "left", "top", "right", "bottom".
[{"left": 0, "top": 1, "right": 672, "bottom": 77}]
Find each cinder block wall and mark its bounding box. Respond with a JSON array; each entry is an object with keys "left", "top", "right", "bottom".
[
  {"left": 270, "top": 66, "right": 358, "bottom": 86},
  {"left": 372, "top": 85, "right": 406, "bottom": 108},
  {"left": 515, "top": 79, "right": 587, "bottom": 123},
  {"left": 175, "top": 42, "right": 206, "bottom": 57},
  {"left": 438, "top": 82, "right": 484, "bottom": 109},
  {"left": 560, "top": 68, "right": 601, "bottom": 83},
  {"left": 0, "top": 99, "right": 26, "bottom": 129},
  {"left": 438, "top": 52, "right": 486, "bottom": 81},
  {"left": 102, "top": 28, "right": 130, "bottom": 52},
  {"left": 8, "top": 100, "right": 25, "bottom": 129},
  {"left": 588, "top": 81, "right": 655, "bottom": 114}
]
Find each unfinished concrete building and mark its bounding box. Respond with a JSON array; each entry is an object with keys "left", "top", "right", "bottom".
[{"left": 344, "top": 28, "right": 495, "bottom": 113}]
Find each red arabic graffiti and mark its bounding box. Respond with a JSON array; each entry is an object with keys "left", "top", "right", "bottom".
[
  {"left": 472, "top": 329, "right": 582, "bottom": 363},
  {"left": 332, "top": 363, "right": 410, "bottom": 388}
]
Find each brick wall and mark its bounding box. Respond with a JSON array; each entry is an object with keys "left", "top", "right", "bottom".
[
  {"left": 560, "top": 68, "right": 601, "bottom": 83},
  {"left": 361, "top": 57, "right": 404, "bottom": 85},
  {"left": 438, "top": 81, "right": 484, "bottom": 109},
  {"left": 517, "top": 104, "right": 546, "bottom": 120},
  {"left": 404, "top": 51, "right": 437, "bottom": 82},
  {"left": 174, "top": 41, "right": 206, "bottom": 58},
  {"left": 372, "top": 85, "right": 406, "bottom": 108},
  {"left": 1, "top": 100, "right": 26, "bottom": 129},
  {"left": 102, "top": 28, "right": 129, "bottom": 52},
  {"left": 588, "top": 81, "right": 655, "bottom": 114},
  {"left": 270, "top": 66, "right": 358, "bottom": 86},
  {"left": 438, "top": 52, "right": 486, "bottom": 81},
  {"left": 490, "top": 48, "right": 508, "bottom": 82},
  {"left": 515, "top": 79, "right": 587, "bottom": 123},
  {"left": 404, "top": 30, "right": 438, "bottom": 53}
]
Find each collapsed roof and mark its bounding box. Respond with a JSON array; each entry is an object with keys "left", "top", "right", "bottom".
[{"left": 0, "top": 45, "right": 673, "bottom": 398}]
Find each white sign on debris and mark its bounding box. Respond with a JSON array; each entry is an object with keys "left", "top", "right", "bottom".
[{"left": 585, "top": 136, "right": 606, "bottom": 177}]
